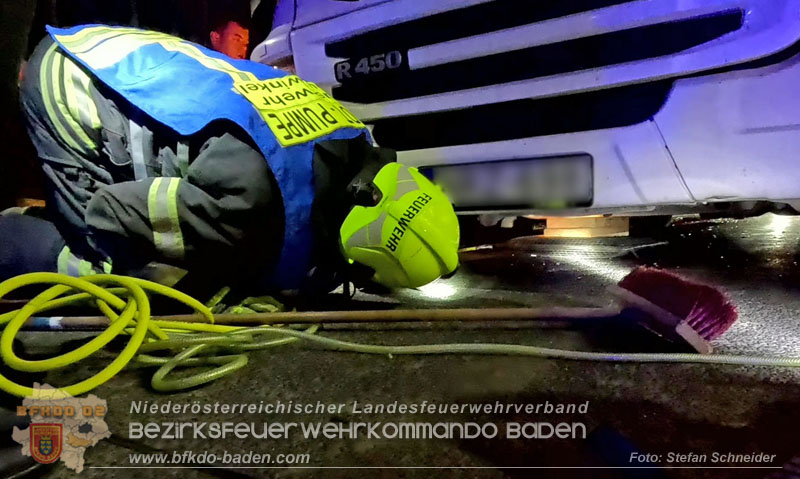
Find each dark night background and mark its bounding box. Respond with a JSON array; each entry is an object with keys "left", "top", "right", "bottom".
[{"left": 0, "top": 0, "right": 275, "bottom": 210}]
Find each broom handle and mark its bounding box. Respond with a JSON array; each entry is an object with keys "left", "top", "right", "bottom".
[{"left": 27, "top": 306, "right": 623, "bottom": 327}]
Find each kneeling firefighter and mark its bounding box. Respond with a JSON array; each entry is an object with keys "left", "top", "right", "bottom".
[{"left": 2, "top": 25, "right": 459, "bottom": 294}]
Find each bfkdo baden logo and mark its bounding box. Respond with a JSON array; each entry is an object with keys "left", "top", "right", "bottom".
[
  {"left": 11, "top": 383, "right": 110, "bottom": 473},
  {"left": 30, "top": 423, "right": 63, "bottom": 464}
]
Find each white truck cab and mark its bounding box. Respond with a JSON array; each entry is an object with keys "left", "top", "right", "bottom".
[{"left": 252, "top": 0, "right": 800, "bottom": 219}]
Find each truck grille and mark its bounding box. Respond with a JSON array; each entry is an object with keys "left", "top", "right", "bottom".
[
  {"left": 329, "top": 8, "right": 743, "bottom": 104},
  {"left": 370, "top": 82, "right": 674, "bottom": 151},
  {"left": 325, "top": 0, "right": 636, "bottom": 59}
]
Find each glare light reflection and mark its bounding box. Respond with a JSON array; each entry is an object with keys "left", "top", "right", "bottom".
[
  {"left": 417, "top": 281, "right": 458, "bottom": 299},
  {"left": 556, "top": 244, "right": 631, "bottom": 282},
  {"left": 768, "top": 213, "right": 793, "bottom": 238}
]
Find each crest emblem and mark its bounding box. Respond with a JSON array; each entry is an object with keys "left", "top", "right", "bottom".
[{"left": 30, "top": 424, "right": 62, "bottom": 464}]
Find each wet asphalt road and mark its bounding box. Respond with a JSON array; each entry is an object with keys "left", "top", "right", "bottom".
[
  {"left": 6, "top": 213, "right": 800, "bottom": 479},
  {"left": 436, "top": 213, "right": 800, "bottom": 375}
]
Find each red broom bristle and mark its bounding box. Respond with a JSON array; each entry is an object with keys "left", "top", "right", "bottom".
[{"left": 618, "top": 267, "right": 738, "bottom": 340}]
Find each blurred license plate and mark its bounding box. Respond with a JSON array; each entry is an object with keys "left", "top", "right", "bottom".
[{"left": 423, "top": 155, "right": 593, "bottom": 209}]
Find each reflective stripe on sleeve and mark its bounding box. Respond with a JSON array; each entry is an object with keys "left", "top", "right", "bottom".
[
  {"left": 53, "top": 55, "right": 97, "bottom": 151},
  {"left": 148, "top": 177, "right": 185, "bottom": 260},
  {"left": 129, "top": 120, "right": 150, "bottom": 180},
  {"left": 40, "top": 44, "right": 92, "bottom": 154},
  {"left": 63, "top": 59, "right": 101, "bottom": 130},
  {"left": 176, "top": 142, "right": 189, "bottom": 177}
]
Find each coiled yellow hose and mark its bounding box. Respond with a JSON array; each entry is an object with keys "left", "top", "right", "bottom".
[
  {"left": 0, "top": 273, "right": 315, "bottom": 397},
  {"left": 1, "top": 272, "right": 799, "bottom": 399}
]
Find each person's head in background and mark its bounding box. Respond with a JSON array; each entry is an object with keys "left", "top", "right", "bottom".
[{"left": 208, "top": 2, "right": 250, "bottom": 60}]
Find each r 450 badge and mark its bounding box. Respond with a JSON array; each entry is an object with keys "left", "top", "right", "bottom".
[{"left": 335, "top": 51, "right": 405, "bottom": 82}]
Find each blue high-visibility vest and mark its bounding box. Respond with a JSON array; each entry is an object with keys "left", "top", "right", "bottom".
[{"left": 47, "top": 24, "right": 369, "bottom": 289}]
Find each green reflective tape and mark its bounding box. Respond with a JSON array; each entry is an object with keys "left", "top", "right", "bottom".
[
  {"left": 40, "top": 44, "right": 86, "bottom": 154},
  {"left": 65, "top": 60, "right": 101, "bottom": 130},
  {"left": 148, "top": 178, "right": 168, "bottom": 254},
  {"left": 54, "top": 55, "right": 96, "bottom": 152},
  {"left": 166, "top": 178, "right": 185, "bottom": 256},
  {"left": 148, "top": 178, "right": 185, "bottom": 260}
]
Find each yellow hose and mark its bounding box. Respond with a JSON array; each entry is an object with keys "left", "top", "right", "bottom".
[{"left": 0, "top": 273, "right": 314, "bottom": 397}]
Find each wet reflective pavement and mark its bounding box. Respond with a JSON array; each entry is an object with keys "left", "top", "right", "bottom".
[
  {"left": 429, "top": 214, "right": 800, "bottom": 372},
  {"left": 23, "top": 214, "right": 800, "bottom": 479}
]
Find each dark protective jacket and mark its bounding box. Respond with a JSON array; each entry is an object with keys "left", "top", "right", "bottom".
[{"left": 21, "top": 28, "right": 393, "bottom": 292}]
